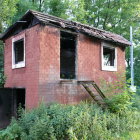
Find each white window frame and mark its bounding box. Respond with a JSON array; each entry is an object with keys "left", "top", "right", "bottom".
[
  {"left": 101, "top": 42, "right": 117, "bottom": 71},
  {"left": 12, "top": 34, "right": 25, "bottom": 69}
]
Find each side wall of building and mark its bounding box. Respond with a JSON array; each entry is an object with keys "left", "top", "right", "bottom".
[{"left": 4, "top": 25, "right": 40, "bottom": 109}]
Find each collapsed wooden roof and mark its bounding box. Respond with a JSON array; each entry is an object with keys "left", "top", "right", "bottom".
[{"left": 0, "top": 10, "right": 130, "bottom": 46}]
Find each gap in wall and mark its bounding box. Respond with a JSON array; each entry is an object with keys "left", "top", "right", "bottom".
[{"left": 60, "top": 31, "right": 76, "bottom": 79}]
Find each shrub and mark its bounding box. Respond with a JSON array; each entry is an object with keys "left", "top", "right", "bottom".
[
  {"left": 0, "top": 103, "right": 140, "bottom": 140},
  {"left": 0, "top": 119, "right": 22, "bottom": 140},
  {"left": 105, "top": 90, "right": 134, "bottom": 113},
  {"left": 99, "top": 72, "right": 135, "bottom": 113},
  {"left": 132, "top": 93, "right": 140, "bottom": 110}
]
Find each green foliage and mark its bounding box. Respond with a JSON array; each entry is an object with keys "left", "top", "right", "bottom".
[
  {"left": 11, "top": 0, "right": 38, "bottom": 23},
  {"left": 99, "top": 72, "right": 135, "bottom": 113},
  {"left": 69, "top": 0, "right": 140, "bottom": 39},
  {"left": 105, "top": 91, "right": 133, "bottom": 113},
  {"left": 128, "top": 130, "right": 140, "bottom": 139},
  {"left": 132, "top": 92, "right": 140, "bottom": 111},
  {"left": 0, "top": 103, "right": 140, "bottom": 140},
  {"left": 132, "top": 44, "right": 140, "bottom": 86},
  {"left": 44, "top": 0, "right": 70, "bottom": 19},
  {"left": 126, "top": 42, "right": 140, "bottom": 87},
  {"left": 0, "top": 119, "right": 22, "bottom": 140},
  {"left": 69, "top": 0, "right": 87, "bottom": 24},
  {"left": 0, "top": 0, "right": 18, "bottom": 32},
  {"left": 136, "top": 87, "right": 140, "bottom": 95}
]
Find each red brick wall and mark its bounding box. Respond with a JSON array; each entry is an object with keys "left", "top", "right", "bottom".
[
  {"left": 37, "top": 26, "right": 91, "bottom": 104},
  {"left": 4, "top": 25, "right": 126, "bottom": 108},
  {"left": 37, "top": 26, "right": 125, "bottom": 105},
  {"left": 4, "top": 25, "right": 40, "bottom": 109},
  {"left": 77, "top": 34, "right": 125, "bottom": 84}
]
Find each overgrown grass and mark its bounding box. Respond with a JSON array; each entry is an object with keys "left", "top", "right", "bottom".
[{"left": 0, "top": 102, "right": 140, "bottom": 140}]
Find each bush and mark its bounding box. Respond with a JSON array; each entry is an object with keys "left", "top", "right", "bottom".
[
  {"left": 99, "top": 72, "right": 135, "bottom": 113},
  {"left": 132, "top": 93, "right": 140, "bottom": 110},
  {"left": 105, "top": 90, "right": 134, "bottom": 113},
  {"left": 0, "top": 102, "right": 140, "bottom": 140}
]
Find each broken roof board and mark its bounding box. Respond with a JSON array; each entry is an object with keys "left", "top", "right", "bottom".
[{"left": 0, "top": 10, "right": 130, "bottom": 46}]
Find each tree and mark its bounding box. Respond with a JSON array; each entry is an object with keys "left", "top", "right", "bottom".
[
  {"left": 0, "top": 0, "right": 18, "bottom": 32},
  {"left": 44, "top": 0, "right": 70, "bottom": 19},
  {"left": 69, "top": 0, "right": 140, "bottom": 38},
  {"left": 12, "top": 0, "right": 39, "bottom": 23},
  {"left": 134, "top": 48, "right": 140, "bottom": 86}
]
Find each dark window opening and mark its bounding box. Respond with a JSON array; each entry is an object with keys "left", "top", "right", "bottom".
[
  {"left": 60, "top": 31, "right": 76, "bottom": 79},
  {"left": 14, "top": 39, "right": 24, "bottom": 64},
  {"left": 103, "top": 46, "right": 115, "bottom": 66}
]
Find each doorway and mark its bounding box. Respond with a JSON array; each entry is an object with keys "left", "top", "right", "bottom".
[
  {"left": 0, "top": 88, "right": 25, "bottom": 129},
  {"left": 60, "top": 31, "right": 77, "bottom": 79}
]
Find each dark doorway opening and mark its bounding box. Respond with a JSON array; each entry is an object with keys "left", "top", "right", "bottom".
[
  {"left": 60, "top": 31, "right": 77, "bottom": 79},
  {"left": 0, "top": 89, "right": 13, "bottom": 129},
  {"left": 15, "top": 88, "right": 25, "bottom": 110},
  {"left": 0, "top": 88, "right": 25, "bottom": 129}
]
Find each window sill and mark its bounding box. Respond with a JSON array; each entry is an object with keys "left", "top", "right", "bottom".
[
  {"left": 60, "top": 79, "right": 77, "bottom": 84},
  {"left": 12, "top": 62, "right": 25, "bottom": 69},
  {"left": 102, "top": 66, "right": 117, "bottom": 72}
]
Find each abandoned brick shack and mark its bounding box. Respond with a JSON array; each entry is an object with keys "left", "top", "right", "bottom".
[{"left": 0, "top": 10, "right": 130, "bottom": 113}]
